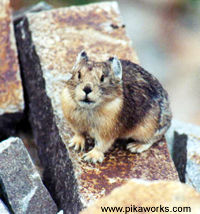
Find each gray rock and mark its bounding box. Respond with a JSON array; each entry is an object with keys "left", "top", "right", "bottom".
[
  {"left": 0, "top": 137, "right": 57, "bottom": 214},
  {"left": 0, "top": 199, "right": 10, "bottom": 214},
  {"left": 172, "top": 131, "right": 187, "bottom": 182},
  {"left": 166, "top": 119, "right": 200, "bottom": 192}
]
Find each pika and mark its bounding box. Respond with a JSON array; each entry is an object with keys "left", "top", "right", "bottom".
[{"left": 61, "top": 51, "right": 172, "bottom": 163}]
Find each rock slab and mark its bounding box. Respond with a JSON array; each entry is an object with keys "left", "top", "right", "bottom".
[
  {"left": 166, "top": 120, "right": 200, "bottom": 192},
  {"left": 80, "top": 179, "right": 200, "bottom": 214},
  {"left": 172, "top": 131, "right": 187, "bottom": 182},
  {"left": 0, "top": 0, "right": 24, "bottom": 140},
  {"left": 15, "top": 2, "right": 178, "bottom": 213},
  {"left": 0, "top": 137, "right": 57, "bottom": 214}
]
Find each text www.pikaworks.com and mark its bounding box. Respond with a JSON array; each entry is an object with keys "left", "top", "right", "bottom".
[{"left": 101, "top": 205, "right": 191, "bottom": 213}]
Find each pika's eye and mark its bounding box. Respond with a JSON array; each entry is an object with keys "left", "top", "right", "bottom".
[
  {"left": 100, "top": 74, "right": 104, "bottom": 82},
  {"left": 78, "top": 71, "right": 81, "bottom": 79}
]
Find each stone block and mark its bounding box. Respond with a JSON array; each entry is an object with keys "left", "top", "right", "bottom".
[
  {"left": 15, "top": 2, "right": 178, "bottom": 213},
  {"left": 0, "top": 137, "right": 57, "bottom": 214},
  {"left": 166, "top": 120, "right": 200, "bottom": 192},
  {"left": 0, "top": 0, "right": 24, "bottom": 140}
]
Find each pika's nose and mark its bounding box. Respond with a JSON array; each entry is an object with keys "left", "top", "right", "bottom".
[{"left": 83, "top": 86, "right": 92, "bottom": 95}]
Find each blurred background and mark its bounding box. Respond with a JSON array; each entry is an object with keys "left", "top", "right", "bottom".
[{"left": 11, "top": 0, "right": 200, "bottom": 126}]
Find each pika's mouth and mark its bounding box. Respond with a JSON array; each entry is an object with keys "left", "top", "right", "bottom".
[{"left": 80, "top": 97, "right": 95, "bottom": 104}]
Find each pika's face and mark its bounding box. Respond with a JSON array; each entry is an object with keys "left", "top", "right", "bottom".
[{"left": 67, "top": 51, "right": 123, "bottom": 109}]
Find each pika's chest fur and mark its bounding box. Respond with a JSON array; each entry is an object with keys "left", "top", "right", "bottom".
[{"left": 71, "top": 108, "right": 97, "bottom": 132}]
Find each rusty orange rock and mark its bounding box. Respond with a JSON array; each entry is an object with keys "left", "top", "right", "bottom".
[
  {"left": 80, "top": 179, "right": 200, "bottom": 214},
  {"left": 0, "top": 0, "right": 24, "bottom": 115}
]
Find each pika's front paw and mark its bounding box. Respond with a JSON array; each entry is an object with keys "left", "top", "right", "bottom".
[
  {"left": 83, "top": 148, "right": 104, "bottom": 164},
  {"left": 127, "top": 142, "right": 152, "bottom": 153},
  {"left": 69, "top": 135, "right": 85, "bottom": 151}
]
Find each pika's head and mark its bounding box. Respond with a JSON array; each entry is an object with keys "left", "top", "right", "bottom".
[{"left": 66, "top": 50, "right": 123, "bottom": 109}]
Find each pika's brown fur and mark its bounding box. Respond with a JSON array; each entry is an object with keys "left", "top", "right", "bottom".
[{"left": 61, "top": 51, "right": 172, "bottom": 163}]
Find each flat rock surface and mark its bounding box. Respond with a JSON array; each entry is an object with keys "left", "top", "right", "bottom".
[
  {"left": 15, "top": 2, "right": 178, "bottom": 213},
  {"left": 80, "top": 179, "right": 200, "bottom": 214},
  {"left": 0, "top": 137, "right": 57, "bottom": 214},
  {"left": 0, "top": 0, "right": 24, "bottom": 115}
]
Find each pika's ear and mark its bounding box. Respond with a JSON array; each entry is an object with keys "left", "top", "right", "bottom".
[
  {"left": 109, "top": 56, "right": 122, "bottom": 80},
  {"left": 73, "top": 50, "right": 88, "bottom": 68}
]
